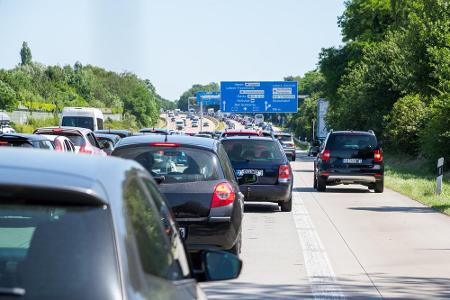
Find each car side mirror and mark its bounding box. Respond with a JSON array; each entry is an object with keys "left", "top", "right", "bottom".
[
  {"left": 153, "top": 175, "right": 165, "bottom": 184},
  {"left": 202, "top": 250, "right": 242, "bottom": 281},
  {"left": 238, "top": 174, "right": 257, "bottom": 185}
]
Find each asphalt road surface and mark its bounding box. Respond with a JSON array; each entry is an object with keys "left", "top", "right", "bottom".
[{"left": 202, "top": 151, "right": 450, "bottom": 299}]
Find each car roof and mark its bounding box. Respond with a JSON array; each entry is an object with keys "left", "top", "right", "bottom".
[
  {"left": 35, "top": 126, "right": 93, "bottom": 134},
  {"left": 0, "top": 148, "right": 145, "bottom": 205},
  {"left": 223, "top": 129, "right": 259, "bottom": 134},
  {"left": 139, "top": 128, "right": 168, "bottom": 133},
  {"left": 220, "top": 136, "right": 275, "bottom": 142},
  {"left": 0, "top": 133, "right": 51, "bottom": 141},
  {"left": 115, "top": 134, "right": 218, "bottom": 151},
  {"left": 331, "top": 131, "right": 374, "bottom": 135},
  {"left": 95, "top": 129, "right": 132, "bottom": 135},
  {"left": 273, "top": 132, "right": 292, "bottom": 136},
  {"left": 94, "top": 133, "right": 121, "bottom": 140}
]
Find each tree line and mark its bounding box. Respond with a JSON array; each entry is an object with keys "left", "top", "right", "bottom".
[
  {"left": 0, "top": 42, "right": 173, "bottom": 128},
  {"left": 285, "top": 0, "right": 449, "bottom": 164}
]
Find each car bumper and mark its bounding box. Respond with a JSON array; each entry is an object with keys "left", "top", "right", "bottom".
[
  {"left": 320, "top": 171, "right": 383, "bottom": 184},
  {"left": 178, "top": 218, "right": 240, "bottom": 252},
  {"left": 239, "top": 183, "right": 292, "bottom": 202}
]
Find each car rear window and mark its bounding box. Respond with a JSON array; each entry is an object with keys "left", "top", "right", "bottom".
[
  {"left": 222, "top": 139, "right": 284, "bottom": 162},
  {"left": 0, "top": 139, "right": 53, "bottom": 149},
  {"left": 42, "top": 132, "right": 85, "bottom": 147},
  {"left": 274, "top": 134, "right": 293, "bottom": 142},
  {"left": 327, "top": 134, "right": 378, "bottom": 151},
  {"left": 0, "top": 204, "right": 119, "bottom": 299},
  {"left": 114, "top": 146, "right": 220, "bottom": 183},
  {"left": 61, "top": 116, "right": 94, "bottom": 131}
]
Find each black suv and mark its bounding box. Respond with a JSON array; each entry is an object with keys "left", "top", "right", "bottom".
[{"left": 314, "top": 130, "right": 384, "bottom": 193}]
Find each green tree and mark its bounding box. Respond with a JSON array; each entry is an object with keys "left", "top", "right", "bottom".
[
  {"left": 177, "top": 82, "right": 219, "bottom": 111},
  {"left": 20, "top": 41, "right": 32, "bottom": 66},
  {"left": 0, "top": 80, "right": 18, "bottom": 111}
]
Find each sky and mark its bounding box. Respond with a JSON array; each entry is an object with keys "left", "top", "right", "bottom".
[{"left": 0, "top": 0, "right": 345, "bottom": 100}]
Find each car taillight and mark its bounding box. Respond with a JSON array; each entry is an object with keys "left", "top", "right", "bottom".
[
  {"left": 211, "top": 182, "right": 235, "bottom": 208},
  {"left": 320, "top": 149, "right": 331, "bottom": 162},
  {"left": 79, "top": 144, "right": 93, "bottom": 154},
  {"left": 278, "top": 164, "right": 291, "bottom": 183},
  {"left": 149, "top": 142, "right": 180, "bottom": 147},
  {"left": 373, "top": 149, "right": 383, "bottom": 162}
]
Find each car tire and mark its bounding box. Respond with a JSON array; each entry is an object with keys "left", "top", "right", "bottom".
[
  {"left": 317, "top": 176, "right": 327, "bottom": 192},
  {"left": 292, "top": 155, "right": 296, "bottom": 161},
  {"left": 374, "top": 180, "right": 384, "bottom": 193},
  {"left": 280, "top": 197, "right": 292, "bottom": 212},
  {"left": 313, "top": 174, "right": 317, "bottom": 189}
]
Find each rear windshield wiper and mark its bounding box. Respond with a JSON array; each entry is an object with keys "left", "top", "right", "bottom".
[{"left": 0, "top": 287, "right": 25, "bottom": 297}]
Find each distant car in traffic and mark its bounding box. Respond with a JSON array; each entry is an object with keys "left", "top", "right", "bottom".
[
  {"left": 314, "top": 130, "right": 384, "bottom": 193},
  {"left": 61, "top": 107, "right": 104, "bottom": 131},
  {"left": 308, "top": 145, "right": 320, "bottom": 157},
  {"left": 274, "top": 132, "right": 296, "bottom": 161},
  {"left": 195, "top": 133, "right": 213, "bottom": 139},
  {"left": 34, "top": 126, "right": 106, "bottom": 155},
  {"left": 222, "top": 136, "right": 293, "bottom": 212},
  {"left": 112, "top": 135, "right": 247, "bottom": 256},
  {"left": 191, "top": 120, "right": 199, "bottom": 128},
  {"left": 0, "top": 148, "right": 241, "bottom": 300},
  {"left": 0, "top": 133, "right": 54, "bottom": 150},
  {"left": 94, "top": 133, "right": 121, "bottom": 155},
  {"left": 203, "top": 121, "right": 209, "bottom": 127},
  {"left": 95, "top": 129, "right": 133, "bottom": 138}
]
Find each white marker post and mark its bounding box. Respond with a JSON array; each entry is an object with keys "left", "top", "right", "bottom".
[{"left": 436, "top": 157, "right": 444, "bottom": 195}]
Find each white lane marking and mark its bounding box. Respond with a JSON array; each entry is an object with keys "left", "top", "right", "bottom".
[{"left": 292, "top": 191, "right": 345, "bottom": 299}]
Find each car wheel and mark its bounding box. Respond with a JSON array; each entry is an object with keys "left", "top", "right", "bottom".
[
  {"left": 374, "top": 180, "right": 384, "bottom": 193},
  {"left": 317, "top": 176, "right": 327, "bottom": 192},
  {"left": 313, "top": 174, "right": 317, "bottom": 189},
  {"left": 292, "top": 155, "right": 296, "bottom": 161},
  {"left": 280, "top": 197, "right": 292, "bottom": 212}
]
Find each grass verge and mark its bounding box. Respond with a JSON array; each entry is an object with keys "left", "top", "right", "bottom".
[{"left": 384, "top": 153, "right": 450, "bottom": 215}]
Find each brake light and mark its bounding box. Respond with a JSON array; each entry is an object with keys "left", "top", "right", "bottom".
[
  {"left": 0, "top": 141, "right": 8, "bottom": 145},
  {"left": 149, "top": 142, "right": 180, "bottom": 147},
  {"left": 373, "top": 149, "right": 383, "bottom": 162},
  {"left": 278, "top": 164, "right": 291, "bottom": 183},
  {"left": 320, "top": 149, "right": 331, "bottom": 162},
  {"left": 211, "top": 182, "right": 235, "bottom": 208},
  {"left": 79, "top": 144, "right": 93, "bottom": 154},
  {"left": 52, "top": 128, "right": 63, "bottom": 133}
]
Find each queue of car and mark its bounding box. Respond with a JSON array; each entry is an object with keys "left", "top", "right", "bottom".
[{"left": 0, "top": 110, "right": 300, "bottom": 299}]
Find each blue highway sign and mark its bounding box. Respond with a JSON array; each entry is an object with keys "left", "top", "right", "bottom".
[
  {"left": 220, "top": 81, "right": 298, "bottom": 113},
  {"left": 196, "top": 91, "right": 221, "bottom": 105}
]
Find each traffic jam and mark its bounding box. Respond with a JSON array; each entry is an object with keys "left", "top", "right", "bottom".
[{"left": 0, "top": 106, "right": 300, "bottom": 299}]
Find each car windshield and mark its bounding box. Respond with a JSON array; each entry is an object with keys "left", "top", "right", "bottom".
[
  {"left": 61, "top": 117, "right": 94, "bottom": 131},
  {"left": 222, "top": 139, "right": 284, "bottom": 162},
  {"left": 0, "top": 204, "right": 119, "bottom": 300},
  {"left": 114, "top": 146, "right": 220, "bottom": 183},
  {"left": 327, "top": 134, "right": 377, "bottom": 151}
]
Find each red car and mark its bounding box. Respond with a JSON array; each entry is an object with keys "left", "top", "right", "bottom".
[
  {"left": 220, "top": 129, "right": 262, "bottom": 139},
  {"left": 34, "top": 127, "right": 106, "bottom": 156}
]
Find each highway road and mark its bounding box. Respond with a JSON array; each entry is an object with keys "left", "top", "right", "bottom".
[
  {"left": 163, "top": 114, "right": 217, "bottom": 133},
  {"left": 198, "top": 119, "right": 450, "bottom": 299}
]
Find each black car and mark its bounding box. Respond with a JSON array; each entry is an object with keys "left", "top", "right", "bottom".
[
  {"left": 0, "top": 133, "right": 54, "bottom": 149},
  {"left": 112, "top": 135, "right": 247, "bottom": 255},
  {"left": 95, "top": 129, "right": 133, "bottom": 138},
  {"left": 222, "top": 136, "right": 293, "bottom": 212},
  {"left": 314, "top": 130, "right": 384, "bottom": 193},
  {"left": 0, "top": 148, "right": 241, "bottom": 300}
]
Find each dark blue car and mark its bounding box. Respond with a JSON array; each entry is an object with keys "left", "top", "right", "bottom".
[{"left": 221, "top": 136, "right": 293, "bottom": 212}]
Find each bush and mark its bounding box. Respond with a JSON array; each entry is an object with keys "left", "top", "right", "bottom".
[{"left": 384, "top": 94, "right": 427, "bottom": 154}]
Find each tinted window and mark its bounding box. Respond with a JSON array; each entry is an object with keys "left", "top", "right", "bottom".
[
  {"left": 218, "top": 145, "right": 237, "bottom": 183},
  {"left": 124, "top": 178, "right": 179, "bottom": 280},
  {"left": 0, "top": 204, "right": 119, "bottom": 300},
  {"left": 61, "top": 116, "right": 94, "bottom": 131},
  {"left": 32, "top": 140, "right": 54, "bottom": 149},
  {"left": 114, "top": 147, "right": 220, "bottom": 183},
  {"left": 222, "top": 139, "right": 284, "bottom": 162},
  {"left": 96, "top": 118, "right": 104, "bottom": 130},
  {"left": 327, "top": 134, "right": 377, "bottom": 151},
  {"left": 42, "top": 132, "right": 85, "bottom": 147}
]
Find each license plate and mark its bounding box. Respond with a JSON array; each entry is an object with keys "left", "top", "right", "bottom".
[
  {"left": 179, "top": 227, "right": 187, "bottom": 239},
  {"left": 343, "top": 158, "right": 362, "bottom": 164},
  {"left": 236, "top": 169, "right": 264, "bottom": 177}
]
